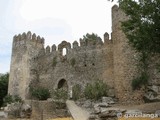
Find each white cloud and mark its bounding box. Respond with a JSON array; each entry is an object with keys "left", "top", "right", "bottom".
[
  {"left": 19, "top": 0, "right": 117, "bottom": 42},
  {"left": 0, "top": 0, "right": 118, "bottom": 73}
]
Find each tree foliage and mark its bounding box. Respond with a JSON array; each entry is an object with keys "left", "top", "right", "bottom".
[
  {"left": 119, "top": 0, "right": 160, "bottom": 54},
  {"left": 81, "top": 33, "right": 102, "bottom": 45},
  {"left": 82, "top": 33, "right": 101, "bottom": 41},
  {"left": 116, "top": 0, "right": 160, "bottom": 90},
  {"left": 0, "top": 73, "right": 9, "bottom": 107}
]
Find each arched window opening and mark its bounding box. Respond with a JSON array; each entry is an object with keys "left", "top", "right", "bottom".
[{"left": 62, "top": 48, "right": 67, "bottom": 56}]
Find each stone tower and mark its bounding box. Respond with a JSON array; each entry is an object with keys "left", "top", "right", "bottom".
[
  {"left": 8, "top": 32, "right": 44, "bottom": 100},
  {"left": 111, "top": 5, "right": 145, "bottom": 103}
]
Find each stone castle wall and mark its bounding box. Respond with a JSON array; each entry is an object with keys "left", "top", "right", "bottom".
[
  {"left": 8, "top": 5, "right": 160, "bottom": 103},
  {"left": 29, "top": 32, "right": 114, "bottom": 98},
  {"left": 8, "top": 30, "right": 114, "bottom": 99}
]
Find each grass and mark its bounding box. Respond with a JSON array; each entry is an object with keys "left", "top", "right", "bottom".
[{"left": 47, "top": 117, "right": 73, "bottom": 120}]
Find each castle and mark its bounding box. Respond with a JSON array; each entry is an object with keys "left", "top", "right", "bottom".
[{"left": 8, "top": 5, "right": 160, "bottom": 103}]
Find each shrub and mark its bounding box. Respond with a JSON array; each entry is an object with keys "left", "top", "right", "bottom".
[
  {"left": 31, "top": 87, "right": 50, "bottom": 100},
  {"left": 132, "top": 72, "right": 148, "bottom": 90},
  {"left": 84, "top": 80, "right": 108, "bottom": 100},
  {"left": 0, "top": 73, "right": 9, "bottom": 107},
  {"left": 14, "top": 95, "right": 22, "bottom": 102},
  {"left": 3, "top": 94, "right": 22, "bottom": 106},
  {"left": 3, "top": 94, "right": 14, "bottom": 106},
  {"left": 52, "top": 89, "right": 68, "bottom": 108},
  {"left": 52, "top": 89, "right": 68, "bottom": 101},
  {"left": 72, "top": 84, "right": 82, "bottom": 100}
]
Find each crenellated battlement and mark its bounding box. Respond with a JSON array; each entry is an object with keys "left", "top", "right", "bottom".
[
  {"left": 41, "top": 32, "right": 112, "bottom": 56},
  {"left": 13, "top": 31, "right": 45, "bottom": 48}
]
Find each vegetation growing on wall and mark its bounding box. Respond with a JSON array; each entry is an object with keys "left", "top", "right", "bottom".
[{"left": 72, "top": 84, "right": 82, "bottom": 100}]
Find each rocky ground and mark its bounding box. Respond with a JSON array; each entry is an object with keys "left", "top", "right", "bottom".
[
  {"left": 1, "top": 97, "right": 160, "bottom": 120},
  {"left": 75, "top": 97, "right": 160, "bottom": 120}
]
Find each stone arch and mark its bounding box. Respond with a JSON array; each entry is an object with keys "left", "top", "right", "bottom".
[
  {"left": 58, "top": 41, "right": 71, "bottom": 56},
  {"left": 57, "top": 79, "right": 68, "bottom": 91}
]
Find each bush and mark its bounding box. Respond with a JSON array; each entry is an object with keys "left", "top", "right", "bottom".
[
  {"left": 72, "top": 84, "right": 82, "bottom": 100},
  {"left": 3, "top": 94, "right": 22, "bottom": 106},
  {"left": 0, "top": 73, "right": 9, "bottom": 107},
  {"left": 14, "top": 95, "right": 22, "bottom": 102},
  {"left": 52, "top": 89, "right": 68, "bottom": 101},
  {"left": 84, "top": 80, "right": 108, "bottom": 100},
  {"left": 31, "top": 87, "right": 50, "bottom": 100},
  {"left": 3, "top": 94, "right": 14, "bottom": 106},
  {"left": 52, "top": 89, "right": 68, "bottom": 109},
  {"left": 132, "top": 72, "right": 148, "bottom": 90}
]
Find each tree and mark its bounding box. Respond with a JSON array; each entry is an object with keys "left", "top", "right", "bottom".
[
  {"left": 81, "top": 33, "right": 102, "bottom": 45},
  {"left": 82, "top": 33, "right": 101, "bottom": 41},
  {"left": 116, "top": 0, "right": 160, "bottom": 89},
  {"left": 0, "top": 73, "right": 9, "bottom": 107},
  {"left": 119, "top": 0, "right": 160, "bottom": 54}
]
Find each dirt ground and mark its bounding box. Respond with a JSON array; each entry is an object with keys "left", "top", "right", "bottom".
[{"left": 113, "top": 102, "right": 160, "bottom": 113}]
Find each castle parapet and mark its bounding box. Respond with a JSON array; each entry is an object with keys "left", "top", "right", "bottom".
[
  {"left": 57, "top": 41, "right": 71, "bottom": 56},
  {"left": 80, "top": 39, "right": 86, "bottom": 47},
  {"left": 46, "top": 46, "right": 51, "bottom": 54},
  {"left": 52, "top": 44, "right": 56, "bottom": 52},
  {"left": 104, "top": 32, "right": 112, "bottom": 44},
  {"left": 13, "top": 31, "right": 45, "bottom": 48},
  {"left": 104, "top": 32, "right": 109, "bottom": 42},
  {"left": 73, "top": 41, "right": 79, "bottom": 49},
  {"left": 22, "top": 32, "right": 27, "bottom": 40},
  {"left": 27, "top": 31, "right": 32, "bottom": 40}
]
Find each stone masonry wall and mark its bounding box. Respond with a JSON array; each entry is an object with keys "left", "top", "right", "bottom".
[
  {"left": 8, "top": 32, "right": 44, "bottom": 99},
  {"left": 112, "top": 5, "right": 145, "bottom": 103},
  {"left": 8, "top": 5, "right": 160, "bottom": 103},
  {"left": 30, "top": 36, "right": 114, "bottom": 97}
]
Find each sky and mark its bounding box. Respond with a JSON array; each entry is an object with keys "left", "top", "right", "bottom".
[{"left": 0, "top": 0, "right": 118, "bottom": 73}]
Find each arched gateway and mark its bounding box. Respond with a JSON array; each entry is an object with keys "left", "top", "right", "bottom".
[{"left": 57, "top": 79, "right": 68, "bottom": 91}]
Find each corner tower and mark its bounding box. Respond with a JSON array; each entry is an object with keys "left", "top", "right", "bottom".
[
  {"left": 111, "top": 5, "right": 141, "bottom": 103},
  {"left": 8, "top": 31, "right": 44, "bottom": 100}
]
